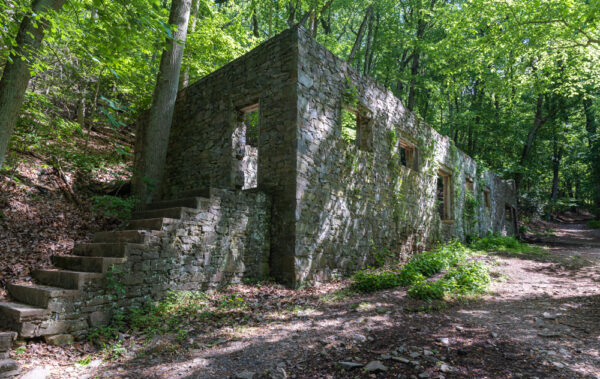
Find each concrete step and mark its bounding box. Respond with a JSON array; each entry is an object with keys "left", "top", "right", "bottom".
[
  {"left": 131, "top": 207, "right": 190, "bottom": 220},
  {"left": 145, "top": 197, "right": 207, "bottom": 211},
  {"left": 72, "top": 242, "right": 141, "bottom": 258},
  {"left": 0, "top": 302, "right": 50, "bottom": 325},
  {"left": 6, "top": 284, "right": 79, "bottom": 308},
  {"left": 32, "top": 269, "right": 104, "bottom": 290},
  {"left": 51, "top": 256, "right": 126, "bottom": 273},
  {"left": 126, "top": 217, "right": 177, "bottom": 231},
  {"left": 92, "top": 230, "right": 151, "bottom": 244}
]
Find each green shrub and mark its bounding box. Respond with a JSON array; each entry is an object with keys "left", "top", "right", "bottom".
[
  {"left": 442, "top": 261, "right": 490, "bottom": 294},
  {"left": 351, "top": 269, "right": 403, "bottom": 292},
  {"left": 587, "top": 220, "right": 600, "bottom": 229},
  {"left": 351, "top": 240, "right": 490, "bottom": 300},
  {"left": 408, "top": 279, "right": 447, "bottom": 300},
  {"left": 470, "top": 234, "right": 547, "bottom": 257}
]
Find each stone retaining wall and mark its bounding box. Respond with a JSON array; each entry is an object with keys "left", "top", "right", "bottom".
[{"left": 29, "top": 189, "right": 271, "bottom": 338}]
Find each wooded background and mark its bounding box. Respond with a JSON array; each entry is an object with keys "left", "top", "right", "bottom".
[{"left": 1, "top": 0, "right": 598, "bottom": 218}]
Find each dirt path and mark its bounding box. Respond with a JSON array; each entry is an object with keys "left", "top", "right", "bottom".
[{"left": 14, "top": 223, "right": 600, "bottom": 379}]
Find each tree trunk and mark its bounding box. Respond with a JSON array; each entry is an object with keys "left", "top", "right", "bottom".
[
  {"left": 550, "top": 132, "right": 561, "bottom": 203},
  {"left": 0, "top": 0, "right": 67, "bottom": 169},
  {"left": 252, "top": 11, "right": 260, "bottom": 37},
  {"left": 406, "top": 50, "right": 420, "bottom": 111},
  {"left": 178, "top": 0, "right": 200, "bottom": 90},
  {"left": 583, "top": 98, "right": 600, "bottom": 218},
  {"left": 347, "top": 5, "right": 373, "bottom": 65},
  {"left": 132, "top": 0, "right": 192, "bottom": 204},
  {"left": 514, "top": 93, "right": 552, "bottom": 192}
]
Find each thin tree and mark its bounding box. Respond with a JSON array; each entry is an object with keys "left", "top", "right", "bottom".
[
  {"left": 0, "top": 0, "right": 67, "bottom": 169},
  {"left": 132, "top": 0, "right": 193, "bottom": 204}
]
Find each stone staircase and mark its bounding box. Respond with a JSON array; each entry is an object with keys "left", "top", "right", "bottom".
[{"left": 0, "top": 190, "right": 214, "bottom": 342}]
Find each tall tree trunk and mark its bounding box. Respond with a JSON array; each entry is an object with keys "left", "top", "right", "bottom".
[
  {"left": 132, "top": 0, "right": 192, "bottom": 204},
  {"left": 406, "top": 50, "right": 420, "bottom": 111},
  {"left": 514, "top": 93, "right": 552, "bottom": 192},
  {"left": 583, "top": 98, "right": 600, "bottom": 219},
  {"left": 550, "top": 130, "right": 562, "bottom": 203},
  {"left": 347, "top": 4, "right": 373, "bottom": 65},
  {"left": 178, "top": 0, "right": 200, "bottom": 90},
  {"left": 0, "top": 0, "right": 67, "bottom": 169},
  {"left": 252, "top": 10, "right": 260, "bottom": 37}
]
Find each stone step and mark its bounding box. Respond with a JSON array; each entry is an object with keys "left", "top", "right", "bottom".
[
  {"left": 6, "top": 284, "right": 79, "bottom": 308},
  {"left": 177, "top": 188, "right": 210, "bottom": 198},
  {"left": 0, "top": 358, "right": 20, "bottom": 377},
  {"left": 0, "top": 302, "right": 50, "bottom": 326},
  {"left": 51, "top": 256, "right": 126, "bottom": 273},
  {"left": 145, "top": 197, "right": 207, "bottom": 211},
  {"left": 33, "top": 269, "right": 104, "bottom": 290},
  {"left": 131, "top": 207, "right": 191, "bottom": 220},
  {"left": 126, "top": 217, "right": 177, "bottom": 231},
  {"left": 92, "top": 230, "right": 151, "bottom": 244},
  {"left": 72, "top": 242, "right": 142, "bottom": 258},
  {"left": 0, "top": 332, "right": 16, "bottom": 356}
]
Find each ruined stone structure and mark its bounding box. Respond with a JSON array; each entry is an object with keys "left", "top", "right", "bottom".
[{"left": 0, "top": 26, "right": 516, "bottom": 343}]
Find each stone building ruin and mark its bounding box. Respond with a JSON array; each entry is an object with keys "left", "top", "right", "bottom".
[{"left": 0, "top": 26, "right": 517, "bottom": 341}]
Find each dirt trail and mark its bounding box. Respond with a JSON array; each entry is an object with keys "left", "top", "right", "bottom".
[{"left": 14, "top": 222, "right": 600, "bottom": 379}]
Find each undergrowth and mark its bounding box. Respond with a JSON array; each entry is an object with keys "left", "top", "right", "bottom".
[
  {"left": 470, "top": 234, "right": 548, "bottom": 258},
  {"left": 88, "top": 290, "right": 249, "bottom": 359},
  {"left": 587, "top": 220, "right": 600, "bottom": 229},
  {"left": 351, "top": 241, "right": 490, "bottom": 301}
]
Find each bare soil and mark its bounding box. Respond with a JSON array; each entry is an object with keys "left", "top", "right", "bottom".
[{"left": 11, "top": 219, "right": 600, "bottom": 379}]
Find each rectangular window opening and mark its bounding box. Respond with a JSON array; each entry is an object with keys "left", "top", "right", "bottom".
[
  {"left": 399, "top": 140, "right": 418, "bottom": 171},
  {"left": 437, "top": 170, "right": 453, "bottom": 221},
  {"left": 505, "top": 204, "right": 513, "bottom": 221},
  {"left": 466, "top": 177, "right": 474, "bottom": 193},
  {"left": 232, "top": 104, "right": 259, "bottom": 190},
  {"left": 483, "top": 189, "right": 491, "bottom": 211},
  {"left": 341, "top": 103, "right": 373, "bottom": 152}
]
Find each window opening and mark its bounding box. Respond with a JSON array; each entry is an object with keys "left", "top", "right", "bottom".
[
  {"left": 437, "top": 170, "right": 453, "bottom": 221},
  {"left": 399, "top": 140, "right": 418, "bottom": 171},
  {"left": 340, "top": 103, "right": 373, "bottom": 152},
  {"left": 505, "top": 204, "right": 513, "bottom": 221},
  {"left": 483, "top": 189, "right": 491, "bottom": 211},
  {"left": 466, "top": 177, "right": 474, "bottom": 192},
  {"left": 232, "top": 104, "right": 259, "bottom": 190}
]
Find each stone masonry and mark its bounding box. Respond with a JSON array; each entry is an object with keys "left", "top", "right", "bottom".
[
  {"left": 0, "top": 26, "right": 516, "bottom": 342},
  {"left": 162, "top": 26, "right": 518, "bottom": 286}
]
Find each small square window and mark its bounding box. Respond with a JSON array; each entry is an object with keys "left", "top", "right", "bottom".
[{"left": 399, "top": 140, "right": 418, "bottom": 171}]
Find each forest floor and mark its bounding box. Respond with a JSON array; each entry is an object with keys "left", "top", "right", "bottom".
[{"left": 8, "top": 217, "right": 600, "bottom": 379}]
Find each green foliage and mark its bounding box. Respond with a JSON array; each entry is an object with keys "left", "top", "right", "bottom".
[
  {"left": 351, "top": 241, "right": 490, "bottom": 300},
  {"left": 341, "top": 108, "right": 357, "bottom": 144},
  {"left": 587, "top": 220, "right": 600, "bottom": 229},
  {"left": 470, "top": 234, "right": 548, "bottom": 258},
  {"left": 87, "top": 290, "right": 251, "bottom": 348},
  {"left": 105, "top": 265, "right": 126, "bottom": 296},
  {"left": 91, "top": 195, "right": 138, "bottom": 220},
  {"left": 351, "top": 268, "right": 403, "bottom": 292}
]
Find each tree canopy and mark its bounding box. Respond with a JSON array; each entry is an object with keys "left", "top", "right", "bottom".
[{"left": 1, "top": 0, "right": 599, "bottom": 217}]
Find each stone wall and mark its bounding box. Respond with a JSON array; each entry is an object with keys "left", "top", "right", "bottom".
[
  {"left": 162, "top": 28, "right": 299, "bottom": 285},
  {"left": 158, "top": 26, "right": 517, "bottom": 287},
  {"left": 25, "top": 189, "right": 271, "bottom": 338},
  {"left": 294, "top": 27, "right": 517, "bottom": 284}
]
